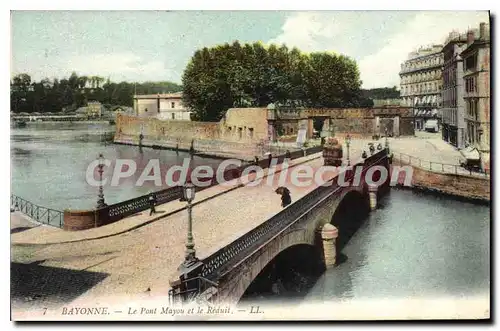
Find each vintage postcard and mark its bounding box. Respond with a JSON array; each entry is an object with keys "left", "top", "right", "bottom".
[{"left": 10, "top": 10, "right": 491, "bottom": 321}]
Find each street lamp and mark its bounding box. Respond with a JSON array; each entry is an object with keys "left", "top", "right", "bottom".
[
  {"left": 182, "top": 182, "right": 197, "bottom": 268},
  {"left": 345, "top": 134, "right": 351, "bottom": 166},
  {"left": 96, "top": 153, "right": 107, "bottom": 209}
]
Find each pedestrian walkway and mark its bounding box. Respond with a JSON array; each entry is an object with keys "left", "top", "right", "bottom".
[
  {"left": 11, "top": 152, "right": 323, "bottom": 246},
  {"left": 10, "top": 212, "right": 40, "bottom": 233}
]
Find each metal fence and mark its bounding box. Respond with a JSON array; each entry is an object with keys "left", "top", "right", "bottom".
[
  {"left": 10, "top": 194, "right": 63, "bottom": 228},
  {"left": 393, "top": 151, "right": 490, "bottom": 178}
]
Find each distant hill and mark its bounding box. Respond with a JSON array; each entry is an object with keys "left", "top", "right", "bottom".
[{"left": 361, "top": 87, "right": 400, "bottom": 100}]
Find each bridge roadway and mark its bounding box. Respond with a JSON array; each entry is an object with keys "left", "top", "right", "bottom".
[{"left": 11, "top": 145, "right": 367, "bottom": 313}]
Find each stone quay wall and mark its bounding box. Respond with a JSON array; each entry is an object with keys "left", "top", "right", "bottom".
[
  {"left": 393, "top": 158, "right": 490, "bottom": 202},
  {"left": 114, "top": 109, "right": 269, "bottom": 160},
  {"left": 114, "top": 106, "right": 415, "bottom": 160}
]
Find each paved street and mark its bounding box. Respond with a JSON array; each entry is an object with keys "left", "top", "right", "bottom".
[{"left": 335, "top": 131, "right": 488, "bottom": 177}]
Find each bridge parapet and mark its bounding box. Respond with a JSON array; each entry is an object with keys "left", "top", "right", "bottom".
[{"left": 169, "top": 147, "right": 391, "bottom": 304}]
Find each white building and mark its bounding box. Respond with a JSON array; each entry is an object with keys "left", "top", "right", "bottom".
[
  {"left": 133, "top": 92, "right": 192, "bottom": 121},
  {"left": 399, "top": 45, "right": 443, "bottom": 131}
]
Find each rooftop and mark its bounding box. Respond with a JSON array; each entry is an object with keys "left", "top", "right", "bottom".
[
  {"left": 407, "top": 44, "right": 443, "bottom": 60},
  {"left": 134, "top": 92, "right": 183, "bottom": 99}
]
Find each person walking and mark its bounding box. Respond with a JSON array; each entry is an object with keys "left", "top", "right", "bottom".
[
  {"left": 281, "top": 188, "right": 292, "bottom": 208},
  {"left": 275, "top": 186, "right": 292, "bottom": 208},
  {"left": 148, "top": 193, "right": 157, "bottom": 216},
  {"left": 268, "top": 153, "right": 273, "bottom": 168}
]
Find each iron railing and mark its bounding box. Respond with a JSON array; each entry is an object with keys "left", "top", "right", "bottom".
[
  {"left": 393, "top": 151, "right": 490, "bottom": 178},
  {"left": 10, "top": 194, "right": 63, "bottom": 228},
  {"left": 199, "top": 149, "right": 388, "bottom": 281}
]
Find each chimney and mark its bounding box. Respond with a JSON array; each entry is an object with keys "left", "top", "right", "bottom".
[
  {"left": 479, "top": 22, "right": 486, "bottom": 40},
  {"left": 467, "top": 29, "right": 475, "bottom": 45}
]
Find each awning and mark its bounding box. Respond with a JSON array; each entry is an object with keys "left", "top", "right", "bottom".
[{"left": 461, "top": 146, "right": 480, "bottom": 161}]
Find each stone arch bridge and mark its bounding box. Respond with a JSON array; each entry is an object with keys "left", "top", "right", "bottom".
[{"left": 169, "top": 148, "right": 391, "bottom": 304}]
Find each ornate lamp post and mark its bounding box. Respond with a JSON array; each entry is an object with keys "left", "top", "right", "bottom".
[
  {"left": 182, "top": 182, "right": 197, "bottom": 268},
  {"left": 345, "top": 134, "right": 351, "bottom": 166},
  {"left": 96, "top": 153, "right": 107, "bottom": 209}
]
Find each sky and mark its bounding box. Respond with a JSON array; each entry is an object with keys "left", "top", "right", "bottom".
[{"left": 11, "top": 10, "right": 489, "bottom": 89}]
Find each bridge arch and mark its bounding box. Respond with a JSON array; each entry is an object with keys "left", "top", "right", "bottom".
[
  {"left": 330, "top": 189, "right": 370, "bottom": 251},
  {"left": 238, "top": 241, "right": 323, "bottom": 303},
  {"left": 217, "top": 229, "right": 321, "bottom": 303}
]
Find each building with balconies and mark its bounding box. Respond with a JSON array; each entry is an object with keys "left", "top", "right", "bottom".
[
  {"left": 399, "top": 45, "right": 443, "bottom": 131},
  {"left": 461, "top": 22, "right": 490, "bottom": 171},
  {"left": 441, "top": 28, "right": 478, "bottom": 149}
]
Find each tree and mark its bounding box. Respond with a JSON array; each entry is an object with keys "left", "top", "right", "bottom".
[
  {"left": 10, "top": 72, "right": 182, "bottom": 113},
  {"left": 182, "top": 42, "right": 364, "bottom": 121},
  {"left": 11, "top": 73, "right": 32, "bottom": 113}
]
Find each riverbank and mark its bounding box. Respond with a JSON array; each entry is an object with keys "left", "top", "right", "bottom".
[
  {"left": 392, "top": 158, "right": 490, "bottom": 202},
  {"left": 113, "top": 138, "right": 260, "bottom": 161},
  {"left": 24, "top": 120, "right": 114, "bottom": 127}
]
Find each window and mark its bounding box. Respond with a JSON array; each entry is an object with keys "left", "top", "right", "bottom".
[
  {"left": 171, "top": 113, "right": 175, "bottom": 120},
  {"left": 248, "top": 127, "right": 254, "bottom": 138},
  {"left": 171, "top": 102, "right": 175, "bottom": 108},
  {"left": 238, "top": 127, "right": 242, "bottom": 139},
  {"left": 465, "top": 77, "right": 477, "bottom": 93},
  {"left": 465, "top": 54, "right": 477, "bottom": 71},
  {"left": 290, "top": 128, "right": 294, "bottom": 134}
]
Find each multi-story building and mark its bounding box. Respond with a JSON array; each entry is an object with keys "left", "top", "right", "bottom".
[
  {"left": 133, "top": 92, "right": 192, "bottom": 121},
  {"left": 461, "top": 22, "right": 490, "bottom": 171},
  {"left": 441, "top": 30, "right": 471, "bottom": 148},
  {"left": 399, "top": 45, "right": 443, "bottom": 131}
]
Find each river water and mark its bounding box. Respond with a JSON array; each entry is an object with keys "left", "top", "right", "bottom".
[
  {"left": 305, "top": 190, "right": 490, "bottom": 302},
  {"left": 241, "top": 189, "right": 490, "bottom": 306},
  {"left": 10, "top": 124, "right": 225, "bottom": 210}
]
